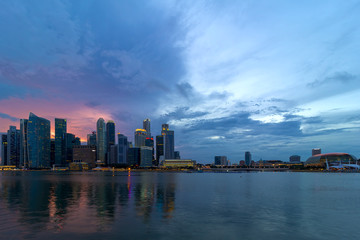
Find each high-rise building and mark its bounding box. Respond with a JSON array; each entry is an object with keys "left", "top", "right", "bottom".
[
  {"left": 156, "top": 135, "right": 164, "bottom": 166},
  {"left": 118, "top": 134, "right": 128, "bottom": 165},
  {"left": 289, "top": 155, "right": 301, "bottom": 163},
  {"left": 135, "top": 129, "right": 147, "bottom": 147},
  {"left": 143, "top": 118, "right": 151, "bottom": 137},
  {"left": 66, "top": 133, "right": 75, "bottom": 163},
  {"left": 162, "top": 124, "right": 174, "bottom": 160},
  {"left": 109, "top": 145, "right": 118, "bottom": 165},
  {"left": 50, "top": 139, "right": 55, "bottom": 167},
  {"left": 106, "top": 121, "right": 115, "bottom": 149},
  {"left": 214, "top": 156, "right": 227, "bottom": 166},
  {"left": 1, "top": 134, "right": 8, "bottom": 166},
  {"left": 7, "top": 126, "right": 20, "bottom": 167},
  {"left": 28, "top": 112, "right": 51, "bottom": 168},
  {"left": 145, "top": 137, "right": 155, "bottom": 165},
  {"left": 312, "top": 148, "right": 321, "bottom": 156},
  {"left": 174, "top": 151, "right": 180, "bottom": 159},
  {"left": 20, "top": 119, "right": 29, "bottom": 168},
  {"left": 87, "top": 131, "right": 97, "bottom": 146},
  {"left": 245, "top": 151, "right": 252, "bottom": 166},
  {"left": 140, "top": 146, "right": 153, "bottom": 167},
  {"left": 127, "top": 147, "right": 140, "bottom": 166},
  {"left": 96, "top": 118, "right": 106, "bottom": 164},
  {"left": 55, "top": 118, "right": 67, "bottom": 166}
]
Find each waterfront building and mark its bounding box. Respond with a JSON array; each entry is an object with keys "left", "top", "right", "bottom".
[
  {"left": 65, "top": 133, "right": 77, "bottom": 163},
  {"left": 50, "top": 139, "right": 55, "bottom": 167},
  {"left": 156, "top": 135, "right": 164, "bottom": 166},
  {"left": 143, "top": 118, "right": 151, "bottom": 137},
  {"left": 96, "top": 118, "right": 106, "bottom": 164},
  {"left": 73, "top": 145, "right": 97, "bottom": 168},
  {"left": 106, "top": 120, "right": 115, "bottom": 164},
  {"left": 162, "top": 124, "right": 174, "bottom": 160},
  {"left": 109, "top": 145, "right": 118, "bottom": 165},
  {"left": 305, "top": 153, "right": 357, "bottom": 169},
  {"left": 118, "top": 134, "right": 128, "bottom": 165},
  {"left": 27, "top": 112, "right": 51, "bottom": 168},
  {"left": 20, "top": 119, "right": 29, "bottom": 168},
  {"left": 214, "top": 156, "right": 228, "bottom": 166},
  {"left": 312, "top": 148, "right": 321, "bottom": 156},
  {"left": 1, "top": 134, "right": 7, "bottom": 165},
  {"left": 87, "top": 131, "right": 96, "bottom": 146},
  {"left": 145, "top": 137, "right": 155, "bottom": 164},
  {"left": 127, "top": 147, "right": 140, "bottom": 166},
  {"left": 163, "top": 159, "right": 195, "bottom": 168},
  {"left": 245, "top": 151, "right": 252, "bottom": 166},
  {"left": 135, "top": 129, "right": 147, "bottom": 147},
  {"left": 174, "top": 151, "right": 180, "bottom": 159},
  {"left": 7, "top": 126, "right": 20, "bottom": 167},
  {"left": 289, "top": 155, "right": 301, "bottom": 163},
  {"left": 140, "top": 146, "right": 153, "bottom": 167},
  {"left": 55, "top": 118, "right": 67, "bottom": 166}
]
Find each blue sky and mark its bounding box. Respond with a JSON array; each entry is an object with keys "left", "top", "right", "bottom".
[{"left": 1, "top": 0, "right": 360, "bottom": 163}]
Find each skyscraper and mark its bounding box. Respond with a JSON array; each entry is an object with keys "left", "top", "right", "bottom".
[
  {"left": 55, "top": 118, "right": 67, "bottom": 166},
  {"left": 106, "top": 120, "right": 115, "bottom": 164},
  {"left": 96, "top": 118, "right": 106, "bottom": 163},
  {"left": 245, "top": 151, "right": 251, "bottom": 166},
  {"left": 156, "top": 135, "right": 164, "bottom": 165},
  {"left": 1, "top": 134, "right": 8, "bottom": 166},
  {"left": 162, "top": 124, "right": 174, "bottom": 160},
  {"left": 87, "top": 131, "right": 96, "bottom": 146},
  {"left": 143, "top": 118, "right": 151, "bottom": 137},
  {"left": 215, "top": 156, "right": 228, "bottom": 166},
  {"left": 65, "top": 133, "right": 78, "bottom": 163},
  {"left": 28, "top": 112, "right": 51, "bottom": 168},
  {"left": 20, "top": 119, "right": 29, "bottom": 168},
  {"left": 7, "top": 126, "right": 20, "bottom": 167},
  {"left": 118, "top": 134, "right": 128, "bottom": 165},
  {"left": 135, "top": 129, "right": 147, "bottom": 147}
]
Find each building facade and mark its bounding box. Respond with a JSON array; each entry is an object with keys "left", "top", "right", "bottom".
[
  {"left": 55, "top": 118, "right": 67, "bottom": 166},
  {"left": 96, "top": 118, "right": 106, "bottom": 164},
  {"left": 245, "top": 151, "right": 252, "bottom": 166},
  {"left": 20, "top": 119, "right": 29, "bottom": 168},
  {"left": 118, "top": 134, "right": 128, "bottom": 165},
  {"left": 161, "top": 124, "right": 174, "bottom": 160}
]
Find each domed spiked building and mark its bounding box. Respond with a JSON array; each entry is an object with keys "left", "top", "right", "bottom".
[{"left": 305, "top": 153, "right": 358, "bottom": 169}]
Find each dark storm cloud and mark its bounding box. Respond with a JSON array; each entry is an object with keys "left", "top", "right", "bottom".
[{"left": 0, "top": 112, "right": 18, "bottom": 122}]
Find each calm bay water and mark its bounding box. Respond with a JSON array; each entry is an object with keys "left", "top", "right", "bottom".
[{"left": 0, "top": 171, "right": 359, "bottom": 239}]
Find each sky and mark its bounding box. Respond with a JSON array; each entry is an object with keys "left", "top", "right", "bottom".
[{"left": 1, "top": 0, "right": 360, "bottom": 163}]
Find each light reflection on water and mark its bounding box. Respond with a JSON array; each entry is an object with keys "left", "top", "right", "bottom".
[{"left": 0, "top": 171, "right": 360, "bottom": 239}]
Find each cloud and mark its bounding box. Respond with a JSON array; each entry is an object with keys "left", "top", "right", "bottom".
[
  {"left": 307, "top": 71, "right": 357, "bottom": 88},
  {"left": 0, "top": 112, "right": 18, "bottom": 122}
]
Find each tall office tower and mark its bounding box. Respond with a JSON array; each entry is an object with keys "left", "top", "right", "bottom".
[
  {"left": 145, "top": 137, "right": 155, "bottom": 165},
  {"left": 161, "top": 124, "right": 174, "bottom": 160},
  {"left": 1, "top": 134, "right": 8, "bottom": 165},
  {"left": 143, "top": 118, "right": 151, "bottom": 137},
  {"left": 135, "top": 129, "right": 147, "bottom": 147},
  {"left": 127, "top": 147, "right": 140, "bottom": 166},
  {"left": 74, "top": 137, "right": 81, "bottom": 146},
  {"left": 50, "top": 139, "right": 55, "bottom": 167},
  {"left": 20, "top": 119, "right": 29, "bottom": 168},
  {"left": 118, "top": 134, "right": 128, "bottom": 165},
  {"left": 73, "top": 145, "right": 97, "bottom": 168},
  {"left": 106, "top": 121, "right": 115, "bottom": 164},
  {"left": 66, "top": 133, "right": 76, "bottom": 163},
  {"left": 140, "top": 146, "right": 153, "bottom": 167},
  {"left": 215, "top": 156, "right": 228, "bottom": 166},
  {"left": 155, "top": 135, "right": 164, "bottom": 166},
  {"left": 55, "top": 118, "right": 67, "bottom": 166},
  {"left": 96, "top": 118, "right": 106, "bottom": 163},
  {"left": 174, "top": 151, "right": 180, "bottom": 159},
  {"left": 28, "top": 112, "right": 51, "bottom": 168},
  {"left": 7, "top": 126, "right": 20, "bottom": 167},
  {"left": 87, "top": 131, "right": 97, "bottom": 146},
  {"left": 312, "top": 148, "right": 321, "bottom": 156},
  {"left": 245, "top": 151, "right": 251, "bottom": 166},
  {"left": 109, "top": 145, "right": 118, "bottom": 165}
]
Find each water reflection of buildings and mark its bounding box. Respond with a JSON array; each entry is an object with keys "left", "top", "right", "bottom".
[{"left": 0, "top": 172, "right": 177, "bottom": 234}]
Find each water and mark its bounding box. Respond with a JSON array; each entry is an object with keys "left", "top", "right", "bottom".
[{"left": 0, "top": 171, "right": 359, "bottom": 239}]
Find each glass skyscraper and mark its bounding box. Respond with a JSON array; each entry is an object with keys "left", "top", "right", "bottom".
[
  {"left": 134, "top": 129, "right": 147, "bottom": 147},
  {"left": 161, "top": 124, "right": 174, "bottom": 160},
  {"left": 55, "top": 118, "right": 67, "bottom": 166},
  {"left": 96, "top": 118, "right": 106, "bottom": 164},
  {"left": 1, "top": 134, "right": 8, "bottom": 166},
  {"left": 106, "top": 120, "right": 115, "bottom": 164},
  {"left": 117, "top": 134, "right": 128, "bottom": 164},
  {"left": 20, "top": 119, "right": 29, "bottom": 168},
  {"left": 245, "top": 151, "right": 252, "bottom": 166},
  {"left": 143, "top": 118, "right": 151, "bottom": 137},
  {"left": 28, "top": 112, "right": 51, "bottom": 168},
  {"left": 7, "top": 126, "right": 20, "bottom": 167}
]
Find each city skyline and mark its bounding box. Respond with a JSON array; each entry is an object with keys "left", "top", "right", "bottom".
[{"left": 1, "top": 1, "right": 360, "bottom": 163}]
